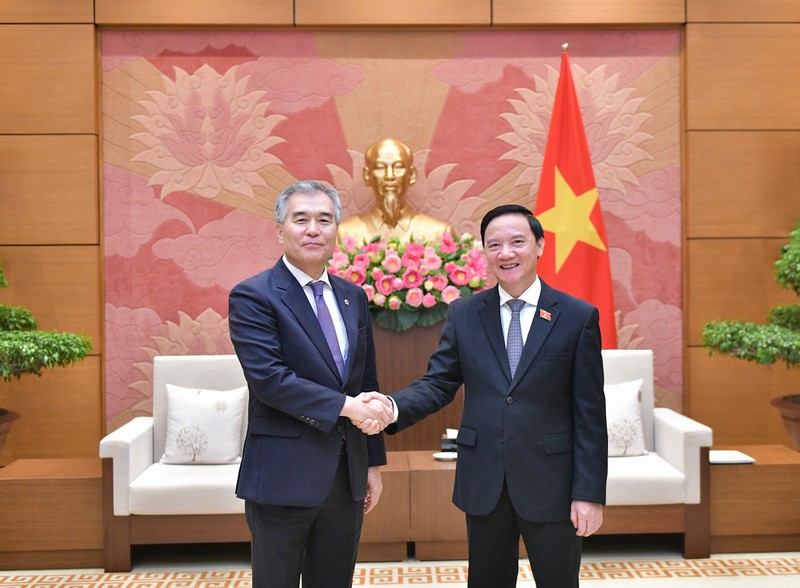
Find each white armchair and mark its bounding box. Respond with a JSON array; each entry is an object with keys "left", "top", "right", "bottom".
[
  {"left": 99, "top": 355, "right": 250, "bottom": 572},
  {"left": 600, "top": 349, "right": 713, "bottom": 558}
]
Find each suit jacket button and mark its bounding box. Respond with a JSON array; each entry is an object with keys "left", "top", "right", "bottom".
[{"left": 506, "top": 396, "right": 514, "bottom": 405}]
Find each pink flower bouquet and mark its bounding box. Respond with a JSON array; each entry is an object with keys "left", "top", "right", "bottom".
[{"left": 329, "top": 232, "right": 489, "bottom": 332}]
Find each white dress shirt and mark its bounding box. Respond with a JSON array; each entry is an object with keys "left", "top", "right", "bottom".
[
  {"left": 282, "top": 256, "right": 349, "bottom": 363},
  {"left": 498, "top": 277, "right": 542, "bottom": 347}
]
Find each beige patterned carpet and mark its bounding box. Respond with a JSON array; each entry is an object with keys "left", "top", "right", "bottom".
[{"left": 2, "top": 557, "right": 800, "bottom": 587}]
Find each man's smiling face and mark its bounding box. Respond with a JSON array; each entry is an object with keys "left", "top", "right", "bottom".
[{"left": 483, "top": 212, "right": 545, "bottom": 298}]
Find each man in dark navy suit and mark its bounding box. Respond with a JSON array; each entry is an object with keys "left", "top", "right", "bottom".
[
  {"left": 382, "top": 204, "right": 608, "bottom": 588},
  {"left": 229, "top": 180, "right": 393, "bottom": 588}
]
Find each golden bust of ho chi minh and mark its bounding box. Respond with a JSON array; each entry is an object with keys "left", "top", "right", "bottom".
[{"left": 338, "top": 138, "right": 454, "bottom": 244}]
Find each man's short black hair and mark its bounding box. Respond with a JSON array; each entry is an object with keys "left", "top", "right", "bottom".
[{"left": 480, "top": 204, "right": 544, "bottom": 243}]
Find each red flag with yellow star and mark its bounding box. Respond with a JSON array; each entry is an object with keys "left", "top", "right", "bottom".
[{"left": 535, "top": 47, "right": 617, "bottom": 348}]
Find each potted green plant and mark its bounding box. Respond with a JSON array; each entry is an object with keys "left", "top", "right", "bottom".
[
  {"left": 0, "top": 259, "right": 93, "bottom": 454},
  {"left": 702, "top": 220, "right": 800, "bottom": 449}
]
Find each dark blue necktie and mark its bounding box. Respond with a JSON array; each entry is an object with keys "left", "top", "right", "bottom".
[{"left": 310, "top": 281, "right": 346, "bottom": 379}]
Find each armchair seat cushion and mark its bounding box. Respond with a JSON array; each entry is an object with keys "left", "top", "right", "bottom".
[
  {"left": 129, "top": 463, "right": 244, "bottom": 515},
  {"left": 606, "top": 453, "right": 685, "bottom": 506}
]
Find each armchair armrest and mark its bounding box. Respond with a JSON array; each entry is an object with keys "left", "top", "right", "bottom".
[
  {"left": 653, "top": 408, "right": 713, "bottom": 504},
  {"left": 99, "top": 416, "right": 155, "bottom": 516}
]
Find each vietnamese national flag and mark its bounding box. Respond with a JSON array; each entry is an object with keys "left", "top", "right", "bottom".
[{"left": 534, "top": 47, "right": 617, "bottom": 349}]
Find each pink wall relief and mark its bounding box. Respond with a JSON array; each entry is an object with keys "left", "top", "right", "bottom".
[{"left": 102, "top": 28, "right": 682, "bottom": 426}]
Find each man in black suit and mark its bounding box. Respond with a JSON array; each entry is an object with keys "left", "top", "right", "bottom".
[
  {"left": 228, "top": 180, "right": 393, "bottom": 588},
  {"left": 381, "top": 204, "right": 607, "bottom": 588}
]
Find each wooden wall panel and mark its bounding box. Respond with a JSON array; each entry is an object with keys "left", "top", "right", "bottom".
[
  {"left": 686, "top": 131, "right": 800, "bottom": 238},
  {"left": 686, "top": 24, "right": 800, "bottom": 130},
  {"left": 494, "top": 0, "right": 685, "bottom": 25},
  {"left": 686, "top": 239, "right": 797, "bottom": 346},
  {"left": 0, "top": 25, "right": 95, "bottom": 134},
  {"left": 95, "top": 0, "right": 293, "bottom": 26},
  {"left": 688, "top": 0, "right": 800, "bottom": 23},
  {"left": 296, "top": 0, "right": 490, "bottom": 26},
  {"left": 687, "top": 349, "right": 799, "bottom": 446},
  {"left": 0, "top": 359, "right": 102, "bottom": 465},
  {"left": 0, "top": 136, "right": 98, "bottom": 245},
  {"left": 0, "top": 246, "right": 101, "bottom": 345},
  {"left": 0, "top": 0, "right": 93, "bottom": 23}
]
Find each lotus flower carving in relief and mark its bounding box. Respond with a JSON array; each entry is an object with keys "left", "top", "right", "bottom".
[{"left": 131, "top": 64, "right": 286, "bottom": 200}]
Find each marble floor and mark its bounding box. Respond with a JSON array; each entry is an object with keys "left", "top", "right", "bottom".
[{"left": 1, "top": 536, "right": 798, "bottom": 587}]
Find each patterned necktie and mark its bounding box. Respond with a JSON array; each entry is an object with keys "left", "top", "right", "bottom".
[
  {"left": 310, "top": 281, "right": 346, "bottom": 379},
  {"left": 506, "top": 299, "right": 525, "bottom": 378}
]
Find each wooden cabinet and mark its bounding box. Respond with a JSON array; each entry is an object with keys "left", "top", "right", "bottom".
[
  {"left": 407, "top": 450, "right": 468, "bottom": 560},
  {"left": 359, "top": 451, "right": 411, "bottom": 562},
  {"left": 0, "top": 458, "right": 103, "bottom": 570},
  {"left": 711, "top": 445, "right": 800, "bottom": 553}
]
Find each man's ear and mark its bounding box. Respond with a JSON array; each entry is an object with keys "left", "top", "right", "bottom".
[
  {"left": 363, "top": 166, "right": 372, "bottom": 185},
  {"left": 408, "top": 165, "right": 417, "bottom": 186}
]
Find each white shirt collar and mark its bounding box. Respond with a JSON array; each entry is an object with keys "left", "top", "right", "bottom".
[
  {"left": 282, "top": 256, "right": 332, "bottom": 289},
  {"left": 498, "top": 277, "right": 541, "bottom": 308}
]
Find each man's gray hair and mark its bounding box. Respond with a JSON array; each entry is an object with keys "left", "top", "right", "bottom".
[{"left": 274, "top": 180, "right": 342, "bottom": 225}]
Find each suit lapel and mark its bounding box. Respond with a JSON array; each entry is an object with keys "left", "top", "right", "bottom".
[
  {"left": 330, "top": 276, "right": 357, "bottom": 383},
  {"left": 478, "top": 287, "right": 513, "bottom": 382},
  {"left": 275, "top": 261, "right": 343, "bottom": 383}
]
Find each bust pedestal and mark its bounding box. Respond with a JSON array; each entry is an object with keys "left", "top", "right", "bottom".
[{"left": 372, "top": 321, "right": 463, "bottom": 451}]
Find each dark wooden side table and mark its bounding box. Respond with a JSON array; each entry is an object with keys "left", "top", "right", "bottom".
[{"left": 710, "top": 444, "right": 800, "bottom": 553}]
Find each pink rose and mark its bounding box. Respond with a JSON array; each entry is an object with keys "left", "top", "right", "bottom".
[
  {"left": 422, "top": 293, "right": 438, "bottom": 308},
  {"left": 441, "top": 285, "right": 461, "bottom": 304},
  {"left": 388, "top": 295, "right": 402, "bottom": 310},
  {"left": 371, "top": 267, "right": 384, "bottom": 281},
  {"left": 429, "top": 273, "right": 449, "bottom": 291},
  {"left": 330, "top": 249, "right": 351, "bottom": 270},
  {"left": 382, "top": 252, "right": 402, "bottom": 273},
  {"left": 402, "top": 268, "right": 424, "bottom": 289},
  {"left": 405, "top": 242, "right": 425, "bottom": 257},
  {"left": 344, "top": 236, "right": 358, "bottom": 253},
  {"left": 401, "top": 251, "right": 422, "bottom": 270},
  {"left": 439, "top": 231, "right": 459, "bottom": 254},
  {"left": 421, "top": 248, "right": 443, "bottom": 271},
  {"left": 393, "top": 277, "right": 404, "bottom": 290},
  {"left": 344, "top": 265, "right": 366, "bottom": 286},
  {"left": 405, "top": 287, "right": 424, "bottom": 308},
  {"left": 373, "top": 293, "right": 387, "bottom": 307},
  {"left": 446, "top": 262, "right": 473, "bottom": 286},
  {"left": 353, "top": 253, "right": 371, "bottom": 269},
  {"left": 362, "top": 284, "right": 375, "bottom": 301},
  {"left": 376, "top": 274, "right": 396, "bottom": 296}
]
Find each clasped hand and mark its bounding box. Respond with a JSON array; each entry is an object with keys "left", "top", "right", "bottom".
[{"left": 341, "top": 392, "right": 393, "bottom": 435}]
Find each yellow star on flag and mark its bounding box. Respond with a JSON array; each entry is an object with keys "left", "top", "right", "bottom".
[{"left": 537, "top": 166, "right": 606, "bottom": 272}]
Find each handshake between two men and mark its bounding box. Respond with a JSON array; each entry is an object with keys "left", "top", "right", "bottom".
[{"left": 340, "top": 391, "right": 394, "bottom": 435}]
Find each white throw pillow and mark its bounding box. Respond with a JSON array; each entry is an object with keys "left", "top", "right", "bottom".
[
  {"left": 161, "top": 384, "right": 247, "bottom": 465},
  {"left": 604, "top": 378, "right": 647, "bottom": 457}
]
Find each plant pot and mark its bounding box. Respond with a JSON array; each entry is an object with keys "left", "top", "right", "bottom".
[
  {"left": 770, "top": 395, "right": 800, "bottom": 451},
  {"left": 0, "top": 408, "right": 21, "bottom": 455}
]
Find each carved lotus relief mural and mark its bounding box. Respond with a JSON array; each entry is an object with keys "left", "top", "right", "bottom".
[{"left": 102, "top": 29, "right": 681, "bottom": 427}]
